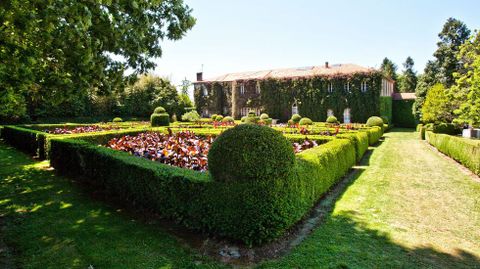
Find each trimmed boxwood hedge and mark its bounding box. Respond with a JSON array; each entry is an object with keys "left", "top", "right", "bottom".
[
  {"left": 48, "top": 130, "right": 363, "bottom": 245},
  {"left": 1, "top": 126, "right": 47, "bottom": 159},
  {"left": 337, "top": 131, "right": 369, "bottom": 161},
  {"left": 426, "top": 132, "right": 480, "bottom": 176}
]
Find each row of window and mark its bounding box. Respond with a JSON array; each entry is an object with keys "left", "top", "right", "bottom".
[
  {"left": 200, "top": 81, "right": 369, "bottom": 97},
  {"left": 240, "top": 107, "right": 260, "bottom": 117}
]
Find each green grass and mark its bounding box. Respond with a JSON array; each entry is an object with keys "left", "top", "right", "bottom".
[{"left": 1, "top": 129, "right": 480, "bottom": 268}]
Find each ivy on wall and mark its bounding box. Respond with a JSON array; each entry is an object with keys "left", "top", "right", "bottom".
[
  {"left": 380, "top": 96, "right": 393, "bottom": 122},
  {"left": 393, "top": 100, "right": 417, "bottom": 128}
]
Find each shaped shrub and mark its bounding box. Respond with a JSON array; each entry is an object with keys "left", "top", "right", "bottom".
[
  {"left": 208, "top": 124, "right": 295, "bottom": 183},
  {"left": 215, "top": 115, "right": 224, "bottom": 122},
  {"left": 432, "top": 123, "right": 460, "bottom": 135},
  {"left": 181, "top": 110, "right": 200, "bottom": 122},
  {"left": 291, "top": 114, "right": 302, "bottom": 124},
  {"left": 154, "top": 106, "right": 166, "bottom": 114},
  {"left": 366, "top": 116, "right": 384, "bottom": 128},
  {"left": 326, "top": 116, "right": 338, "bottom": 124},
  {"left": 151, "top": 113, "right": 169, "bottom": 127},
  {"left": 112, "top": 117, "right": 123, "bottom": 122},
  {"left": 299, "top": 117, "right": 313, "bottom": 125},
  {"left": 222, "top": 116, "right": 234, "bottom": 123},
  {"left": 260, "top": 113, "right": 270, "bottom": 120}
]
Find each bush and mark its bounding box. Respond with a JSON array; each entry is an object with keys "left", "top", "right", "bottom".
[
  {"left": 181, "top": 111, "right": 200, "bottom": 122},
  {"left": 426, "top": 132, "right": 480, "bottom": 175},
  {"left": 431, "top": 123, "right": 460, "bottom": 135},
  {"left": 366, "top": 126, "right": 383, "bottom": 145},
  {"left": 241, "top": 116, "right": 247, "bottom": 123},
  {"left": 208, "top": 124, "right": 295, "bottom": 183},
  {"left": 366, "top": 116, "right": 384, "bottom": 128},
  {"left": 154, "top": 106, "right": 166, "bottom": 114},
  {"left": 380, "top": 116, "right": 389, "bottom": 124},
  {"left": 337, "top": 131, "right": 369, "bottom": 162},
  {"left": 151, "top": 113, "right": 170, "bottom": 126},
  {"left": 291, "top": 114, "right": 302, "bottom": 124},
  {"left": 326, "top": 116, "right": 338, "bottom": 124},
  {"left": 215, "top": 115, "right": 224, "bottom": 122},
  {"left": 287, "top": 119, "right": 295, "bottom": 126},
  {"left": 299, "top": 117, "right": 313, "bottom": 125},
  {"left": 243, "top": 116, "right": 259, "bottom": 124},
  {"left": 211, "top": 114, "right": 218, "bottom": 121},
  {"left": 260, "top": 113, "right": 269, "bottom": 120},
  {"left": 248, "top": 111, "right": 256, "bottom": 117},
  {"left": 264, "top": 118, "right": 273, "bottom": 125},
  {"left": 393, "top": 100, "right": 417, "bottom": 128},
  {"left": 222, "top": 116, "right": 234, "bottom": 123},
  {"left": 112, "top": 117, "right": 123, "bottom": 122}
]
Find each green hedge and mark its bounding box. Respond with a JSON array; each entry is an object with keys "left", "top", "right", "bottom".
[
  {"left": 392, "top": 100, "right": 416, "bottom": 128},
  {"left": 337, "top": 131, "right": 369, "bottom": 161},
  {"left": 1, "top": 126, "right": 47, "bottom": 159},
  {"left": 363, "top": 126, "right": 383, "bottom": 145},
  {"left": 379, "top": 96, "right": 392, "bottom": 123},
  {"left": 48, "top": 132, "right": 360, "bottom": 245},
  {"left": 426, "top": 132, "right": 480, "bottom": 176}
]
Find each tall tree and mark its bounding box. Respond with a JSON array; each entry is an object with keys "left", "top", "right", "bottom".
[
  {"left": 449, "top": 32, "right": 480, "bottom": 126},
  {"left": 398, "top": 57, "right": 417, "bottom": 92},
  {"left": 413, "top": 60, "right": 441, "bottom": 120},
  {"left": 380, "top": 57, "right": 398, "bottom": 91},
  {"left": 0, "top": 0, "right": 196, "bottom": 121},
  {"left": 179, "top": 77, "right": 192, "bottom": 95},
  {"left": 434, "top": 18, "right": 471, "bottom": 87},
  {"left": 422, "top": 83, "right": 454, "bottom": 123}
]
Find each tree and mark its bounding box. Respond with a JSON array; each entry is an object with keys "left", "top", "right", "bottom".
[
  {"left": 123, "top": 74, "right": 179, "bottom": 117},
  {"left": 179, "top": 78, "right": 192, "bottom": 95},
  {"left": 398, "top": 57, "right": 417, "bottom": 93},
  {"left": 434, "top": 18, "right": 471, "bottom": 87},
  {"left": 449, "top": 32, "right": 480, "bottom": 127},
  {"left": 0, "top": 0, "right": 196, "bottom": 121},
  {"left": 422, "top": 84, "right": 454, "bottom": 123},
  {"left": 380, "top": 57, "right": 398, "bottom": 90},
  {"left": 413, "top": 60, "right": 441, "bottom": 120}
]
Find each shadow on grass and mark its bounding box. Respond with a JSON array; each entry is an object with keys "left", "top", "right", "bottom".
[{"left": 0, "top": 143, "right": 223, "bottom": 269}]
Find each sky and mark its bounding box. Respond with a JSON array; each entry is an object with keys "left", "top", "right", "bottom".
[{"left": 152, "top": 0, "right": 480, "bottom": 90}]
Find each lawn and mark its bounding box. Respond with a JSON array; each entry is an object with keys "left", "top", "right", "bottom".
[{"left": 1, "top": 129, "right": 479, "bottom": 268}]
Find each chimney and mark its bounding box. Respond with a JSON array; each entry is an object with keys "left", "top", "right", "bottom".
[
  {"left": 196, "top": 72, "right": 203, "bottom": 82},
  {"left": 325, "top": 62, "right": 329, "bottom": 68}
]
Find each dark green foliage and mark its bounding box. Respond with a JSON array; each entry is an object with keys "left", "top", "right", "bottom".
[
  {"left": 1, "top": 126, "right": 46, "bottom": 159},
  {"left": 150, "top": 113, "right": 169, "bottom": 127},
  {"left": 208, "top": 125, "right": 295, "bottom": 183},
  {"left": 327, "top": 116, "right": 338, "bottom": 123},
  {"left": 380, "top": 58, "right": 398, "bottom": 91},
  {"left": 243, "top": 115, "right": 259, "bottom": 124},
  {"left": 426, "top": 132, "right": 480, "bottom": 175},
  {"left": 379, "top": 96, "right": 393, "bottom": 123},
  {"left": 299, "top": 117, "right": 313, "bottom": 125},
  {"left": 393, "top": 100, "right": 417, "bottom": 128},
  {"left": 366, "top": 116, "right": 384, "bottom": 128},
  {"left": 381, "top": 116, "right": 389, "bottom": 124},
  {"left": 222, "top": 116, "right": 234, "bottom": 123},
  {"left": 398, "top": 57, "right": 418, "bottom": 93},
  {"left": 413, "top": 60, "right": 441, "bottom": 120},
  {"left": 248, "top": 111, "right": 256, "bottom": 117},
  {"left": 154, "top": 106, "right": 167, "bottom": 114},
  {"left": 431, "top": 123, "right": 460, "bottom": 135},
  {"left": 112, "top": 117, "right": 123, "bottom": 123},
  {"left": 291, "top": 114, "right": 302, "bottom": 123}
]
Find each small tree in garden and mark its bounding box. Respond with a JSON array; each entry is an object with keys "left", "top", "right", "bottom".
[
  {"left": 422, "top": 84, "right": 453, "bottom": 123},
  {"left": 151, "top": 106, "right": 170, "bottom": 126},
  {"left": 399, "top": 57, "right": 417, "bottom": 93}
]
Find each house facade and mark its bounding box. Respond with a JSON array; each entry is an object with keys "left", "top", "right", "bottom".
[{"left": 193, "top": 63, "right": 395, "bottom": 123}]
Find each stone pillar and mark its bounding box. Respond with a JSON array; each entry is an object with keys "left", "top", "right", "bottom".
[{"left": 231, "top": 81, "right": 238, "bottom": 119}]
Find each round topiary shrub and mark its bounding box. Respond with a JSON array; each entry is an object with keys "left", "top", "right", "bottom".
[
  {"left": 208, "top": 124, "right": 295, "bottom": 183},
  {"left": 291, "top": 114, "right": 302, "bottom": 123},
  {"left": 154, "top": 106, "right": 166, "bottom": 114},
  {"left": 248, "top": 111, "right": 257, "bottom": 117},
  {"left": 299, "top": 117, "right": 313, "bottom": 125},
  {"left": 151, "top": 113, "right": 170, "bottom": 126},
  {"left": 243, "top": 116, "right": 258, "bottom": 124},
  {"left": 241, "top": 116, "right": 247, "bottom": 122},
  {"left": 326, "top": 116, "right": 338, "bottom": 123},
  {"left": 182, "top": 110, "right": 200, "bottom": 122},
  {"left": 112, "top": 117, "right": 123, "bottom": 123},
  {"left": 260, "top": 113, "right": 269, "bottom": 120},
  {"left": 287, "top": 119, "right": 295, "bottom": 126},
  {"left": 222, "top": 116, "right": 234, "bottom": 123},
  {"left": 215, "top": 115, "right": 224, "bottom": 122},
  {"left": 366, "top": 116, "right": 384, "bottom": 127}
]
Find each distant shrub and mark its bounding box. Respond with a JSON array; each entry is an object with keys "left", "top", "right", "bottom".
[
  {"left": 211, "top": 114, "right": 218, "bottom": 121},
  {"left": 432, "top": 123, "right": 460, "bottom": 135},
  {"left": 381, "top": 116, "right": 389, "bottom": 124},
  {"left": 151, "top": 109, "right": 169, "bottom": 126},
  {"left": 260, "top": 113, "right": 269, "bottom": 120},
  {"left": 248, "top": 111, "right": 257, "bottom": 117},
  {"left": 287, "top": 119, "right": 295, "bottom": 126},
  {"left": 326, "top": 116, "right": 338, "bottom": 123},
  {"left": 222, "top": 116, "right": 234, "bottom": 123},
  {"left": 299, "top": 117, "right": 313, "bottom": 125},
  {"left": 366, "top": 116, "right": 384, "bottom": 128},
  {"left": 181, "top": 111, "right": 200, "bottom": 122},
  {"left": 215, "top": 115, "right": 224, "bottom": 122},
  {"left": 241, "top": 116, "right": 247, "bottom": 123},
  {"left": 112, "top": 117, "right": 123, "bottom": 123},
  {"left": 244, "top": 116, "right": 258, "bottom": 124},
  {"left": 291, "top": 114, "right": 302, "bottom": 123},
  {"left": 208, "top": 124, "right": 295, "bottom": 183},
  {"left": 154, "top": 106, "right": 166, "bottom": 114}
]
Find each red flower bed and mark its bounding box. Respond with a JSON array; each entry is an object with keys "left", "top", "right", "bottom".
[
  {"left": 106, "top": 131, "right": 213, "bottom": 171},
  {"left": 46, "top": 125, "right": 121, "bottom": 134},
  {"left": 106, "top": 131, "right": 319, "bottom": 171}
]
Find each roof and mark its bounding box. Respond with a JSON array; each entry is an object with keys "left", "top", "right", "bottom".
[
  {"left": 197, "top": 63, "right": 377, "bottom": 83},
  {"left": 392, "top": 92, "right": 416, "bottom": 100}
]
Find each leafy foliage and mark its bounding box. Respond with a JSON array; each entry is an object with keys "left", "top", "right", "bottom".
[
  {"left": 414, "top": 60, "right": 442, "bottom": 120},
  {"left": 422, "top": 84, "right": 454, "bottom": 123},
  {"left": 112, "top": 117, "right": 123, "bottom": 123},
  {"left": 150, "top": 113, "right": 170, "bottom": 127},
  {"left": 299, "top": 117, "right": 313, "bottom": 125},
  {"left": 366, "top": 116, "right": 384, "bottom": 128},
  {"left": 0, "top": 1, "right": 195, "bottom": 121},
  {"left": 327, "top": 116, "right": 338, "bottom": 123},
  {"left": 398, "top": 57, "right": 417, "bottom": 92},
  {"left": 380, "top": 58, "right": 398, "bottom": 90},
  {"left": 181, "top": 110, "right": 200, "bottom": 122},
  {"left": 393, "top": 100, "right": 417, "bottom": 128},
  {"left": 291, "top": 114, "right": 302, "bottom": 123}
]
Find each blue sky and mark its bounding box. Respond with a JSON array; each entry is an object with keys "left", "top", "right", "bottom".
[{"left": 153, "top": 0, "right": 480, "bottom": 88}]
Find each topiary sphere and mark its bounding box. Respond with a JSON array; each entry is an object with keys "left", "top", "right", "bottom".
[
  {"left": 208, "top": 124, "right": 295, "bottom": 183},
  {"left": 211, "top": 114, "right": 218, "bottom": 121},
  {"left": 299, "top": 117, "right": 313, "bottom": 125},
  {"left": 154, "top": 106, "right": 166, "bottom": 114},
  {"left": 260, "top": 113, "right": 269, "bottom": 120},
  {"left": 151, "top": 113, "right": 170, "bottom": 126},
  {"left": 222, "top": 116, "right": 234, "bottom": 123},
  {"left": 248, "top": 111, "right": 256, "bottom": 117},
  {"left": 291, "top": 114, "right": 302, "bottom": 123},
  {"left": 243, "top": 116, "right": 258, "bottom": 124},
  {"left": 241, "top": 116, "right": 247, "bottom": 122},
  {"left": 215, "top": 115, "right": 224, "bottom": 122},
  {"left": 112, "top": 117, "right": 123, "bottom": 123},
  {"left": 366, "top": 116, "right": 384, "bottom": 127},
  {"left": 326, "top": 116, "right": 338, "bottom": 123}
]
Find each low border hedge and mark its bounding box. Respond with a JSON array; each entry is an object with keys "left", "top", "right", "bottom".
[
  {"left": 48, "top": 131, "right": 360, "bottom": 245},
  {"left": 426, "top": 131, "right": 480, "bottom": 176},
  {"left": 337, "top": 131, "right": 369, "bottom": 161},
  {"left": 1, "top": 126, "right": 47, "bottom": 159},
  {"left": 364, "top": 126, "right": 383, "bottom": 145}
]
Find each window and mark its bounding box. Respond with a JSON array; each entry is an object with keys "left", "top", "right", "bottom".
[
  {"left": 240, "top": 107, "right": 249, "bottom": 117},
  {"left": 202, "top": 85, "right": 208, "bottom": 96},
  {"left": 344, "top": 82, "right": 351, "bottom": 93},
  {"left": 256, "top": 82, "right": 261, "bottom": 94},
  {"left": 239, "top": 83, "right": 245, "bottom": 95},
  {"left": 327, "top": 82, "right": 333, "bottom": 93},
  {"left": 361, "top": 81, "right": 368, "bottom": 92},
  {"left": 327, "top": 109, "right": 334, "bottom": 117},
  {"left": 343, "top": 108, "right": 351, "bottom": 123}
]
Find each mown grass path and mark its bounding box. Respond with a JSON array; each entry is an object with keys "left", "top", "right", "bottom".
[{"left": 1, "top": 129, "right": 479, "bottom": 268}]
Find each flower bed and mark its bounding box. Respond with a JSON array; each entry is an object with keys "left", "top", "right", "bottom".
[
  {"left": 46, "top": 125, "right": 121, "bottom": 134},
  {"left": 105, "top": 131, "right": 319, "bottom": 170}
]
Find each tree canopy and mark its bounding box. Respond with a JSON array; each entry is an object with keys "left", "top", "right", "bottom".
[
  {"left": 398, "top": 57, "right": 417, "bottom": 93},
  {"left": 422, "top": 83, "right": 453, "bottom": 123},
  {"left": 380, "top": 57, "right": 398, "bottom": 91},
  {"left": 0, "top": 0, "right": 196, "bottom": 121}
]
